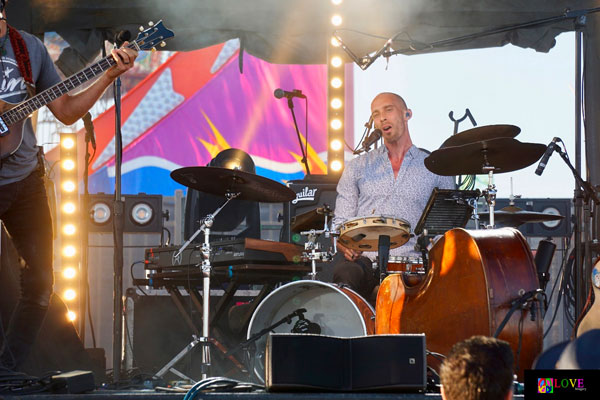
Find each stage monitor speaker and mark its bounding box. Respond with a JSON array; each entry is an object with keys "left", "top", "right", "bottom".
[
  {"left": 490, "top": 198, "right": 572, "bottom": 237},
  {"left": 281, "top": 175, "right": 339, "bottom": 248},
  {"left": 266, "top": 333, "right": 426, "bottom": 392},
  {"left": 88, "top": 193, "right": 163, "bottom": 233}
]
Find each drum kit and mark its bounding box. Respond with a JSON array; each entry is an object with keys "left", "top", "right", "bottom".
[{"left": 168, "top": 124, "right": 565, "bottom": 382}]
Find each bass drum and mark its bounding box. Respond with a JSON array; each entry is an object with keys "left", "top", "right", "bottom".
[
  {"left": 376, "top": 227, "right": 543, "bottom": 381},
  {"left": 247, "top": 280, "right": 374, "bottom": 382}
]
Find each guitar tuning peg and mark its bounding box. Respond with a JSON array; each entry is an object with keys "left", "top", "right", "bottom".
[
  {"left": 160, "top": 41, "right": 166, "bottom": 48},
  {"left": 148, "top": 21, "right": 154, "bottom": 26},
  {"left": 151, "top": 48, "right": 157, "bottom": 53},
  {"left": 139, "top": 26, "right": 144, "bottom": 32}
]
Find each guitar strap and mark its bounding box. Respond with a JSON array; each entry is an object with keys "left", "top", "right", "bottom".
[{"left": 7, "top": 24, "right": 35, "bottom": 96}]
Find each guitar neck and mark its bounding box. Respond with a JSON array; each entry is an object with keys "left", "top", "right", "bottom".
[{"left": 1, "top": 42, "right": 138, "bottom": 125}]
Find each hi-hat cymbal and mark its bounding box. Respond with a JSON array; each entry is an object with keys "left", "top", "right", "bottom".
[
  {"left": 441, "top": 124, "right": 521, "bottom": 148},
  {"left": 170, "top": 166, "right": 295, "bottom": 203},
  {"left": 479, "top": 205, "right": 564, "bottom": 228},
  {"left": 291, "top": 206, "right": 334, "bottom": 233},
  {"left": 424, "top": 138, "right": 547, "bottom": 176}
]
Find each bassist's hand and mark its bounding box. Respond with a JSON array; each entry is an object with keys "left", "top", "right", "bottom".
[{"left": 107, "top": 42, "right": 138, "bottom": 79}]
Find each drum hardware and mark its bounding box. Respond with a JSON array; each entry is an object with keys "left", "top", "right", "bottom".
[
  {"left": 300, "top": 204, "right": 335, "bottom": 279},
  {"left": 168, "top": 165, "right": 295, "bottom": 379},
  {"left": 481, "top": 166, "right": 497, "bottom": 228},
  {"left": 378, "top": 235, "right": 391, "bottom": 282},
  {"left": 163, "top": 191, "right": 239, "bottom": 380},
  {"left": 448, "top": 108, "right": 478, "bottom": 136}
]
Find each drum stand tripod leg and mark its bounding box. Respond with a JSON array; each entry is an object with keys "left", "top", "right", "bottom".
[{"left": 154, "top": 335, "right": 206, "bottom": 382}]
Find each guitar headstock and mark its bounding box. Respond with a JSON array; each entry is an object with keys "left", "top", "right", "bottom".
[{"left": 133, "top": 20, "right": 174, "bottom": 51}]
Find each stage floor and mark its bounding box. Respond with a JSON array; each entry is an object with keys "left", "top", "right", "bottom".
[{"left": 4, "top": 390, "right": 528, "bottom": 399}]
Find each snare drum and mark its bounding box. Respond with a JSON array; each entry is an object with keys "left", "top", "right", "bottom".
[
  {"left": 339, "top": 215, "right": 410, "bottom": 251},
  {"left": 246, "top": 280, "right": 374, "bottom": 382},
  {"left": 375, "top": 256, "right": 426, "bottom": 286}
]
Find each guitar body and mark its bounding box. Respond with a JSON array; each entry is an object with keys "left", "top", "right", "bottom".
[
  {"left": 0, "top": 116, "right": 26, "bottom": 159},
  {"left": 375, "top": 228, "right": 543, "bottom": 381},
  {"left": 576, "top": 258, "right": 600, "bottom": 336}
]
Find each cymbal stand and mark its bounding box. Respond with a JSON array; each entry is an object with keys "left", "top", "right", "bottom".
[
  {"left": 172, "top": 191, "right": 240, "bottom": 379},
  {"left": 481, "top": 165, "right": 497, "bottom": 229}
]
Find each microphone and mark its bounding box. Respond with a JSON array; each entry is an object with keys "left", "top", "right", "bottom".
[
  {"left": 535, "top": 137, "right": 559, "bottom": 176},
  {"left": 115, "top": 30, "right": 132, "bottom": 47},
  {"left": 356, "top": 128, "right": 382, "bottom": 153},
  {"left": 82, "top": 112, "right": 96, "bottom": 150},
  {"left": 274, "top": 88, "right": 306, "bottom": 99}
]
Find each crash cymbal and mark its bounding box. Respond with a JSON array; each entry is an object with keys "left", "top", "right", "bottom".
[
  {"left": 170, "top": 166, "right": 295, "bottom": 203},
  {"left": 441, "top": 124, "right": 521, "bottom": 148},
  {"left": 424, "top": 138, "right": 547, "bottom": 176},
  {"left": 479, "top": 205, "right": 564, "bottom": 228}
]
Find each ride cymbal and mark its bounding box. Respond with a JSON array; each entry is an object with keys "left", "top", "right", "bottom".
[
  {"left": 424, "top": 138, "right": 547, "bottom": 176},
  {"left": 441, "top": 124, "right": 521, "bottom": 148},
  {"left": 170, "top": 166, "right": 295, "bottom": 203}
]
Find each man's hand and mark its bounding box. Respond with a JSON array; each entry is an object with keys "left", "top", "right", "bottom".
[
  {"left": 337, "top": 240, "right": 363, "bottom": 262},
  {"left": 107, "top": 42, "right": 138, "bottom": 79}
]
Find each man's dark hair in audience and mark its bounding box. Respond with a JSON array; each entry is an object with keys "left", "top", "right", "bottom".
[{"left": 440, "top": 335, "right": 514, "bottom": 400}]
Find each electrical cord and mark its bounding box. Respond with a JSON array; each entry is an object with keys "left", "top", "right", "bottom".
[
  {"left": 182, "top": 376, "right": 263, "bottom": 399},
  {"left": 130, "top": 260, "right": 148, "bottom": 296}
]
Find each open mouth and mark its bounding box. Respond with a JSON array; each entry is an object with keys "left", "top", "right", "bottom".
[{"left": 382, "top": 125, "right": 392, "bottom": 133}]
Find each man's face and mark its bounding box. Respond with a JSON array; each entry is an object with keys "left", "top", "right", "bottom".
[{"left": 370, "top": 93, "right": 409, "bottom": 145}]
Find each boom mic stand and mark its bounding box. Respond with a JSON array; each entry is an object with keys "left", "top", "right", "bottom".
[{"left": 285, "top": 96, "right": 310, "bottom": 176}]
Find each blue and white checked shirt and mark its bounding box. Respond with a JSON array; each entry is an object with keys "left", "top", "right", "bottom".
[{"left": 333, "top": 145, "right": 455, "bottom": 258}]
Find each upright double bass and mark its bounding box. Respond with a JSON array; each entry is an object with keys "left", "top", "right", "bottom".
[{"left": 376, "top": 227, "right": 543, "bottom": 380}]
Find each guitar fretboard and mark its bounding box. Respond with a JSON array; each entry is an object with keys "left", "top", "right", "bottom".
[{"left": 1, "top": 42, "right": 139, "bottom": 125}]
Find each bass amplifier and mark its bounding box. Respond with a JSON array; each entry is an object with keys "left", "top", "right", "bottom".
[{"left": 281, "top": 175, "right": 339, "bottom": 248}]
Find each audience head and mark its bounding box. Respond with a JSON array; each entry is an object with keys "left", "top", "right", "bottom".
[
  {"left": 440, "top": 335, "right": 514, "bottom": 400},
  {"left": 556, "top": 329, "right": 600, "bottom": 369}
]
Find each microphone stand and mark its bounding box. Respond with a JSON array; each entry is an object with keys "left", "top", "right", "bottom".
[
  {"left": 112, "top": 45, "right": 125, "bottom": 384},
  {"left": 79, "top": 114, "right": 94, "bottom": 343},
  {"left": 286, "top": 97, "right": 310, "bottom": 176},
  {"left": 554, "top": 146, "right": 600, "bottom": 319}
]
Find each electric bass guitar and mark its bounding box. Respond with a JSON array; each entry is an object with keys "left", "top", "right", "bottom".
[{"left": 0, "top": 21, "right": 174, "bottom": 161}]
